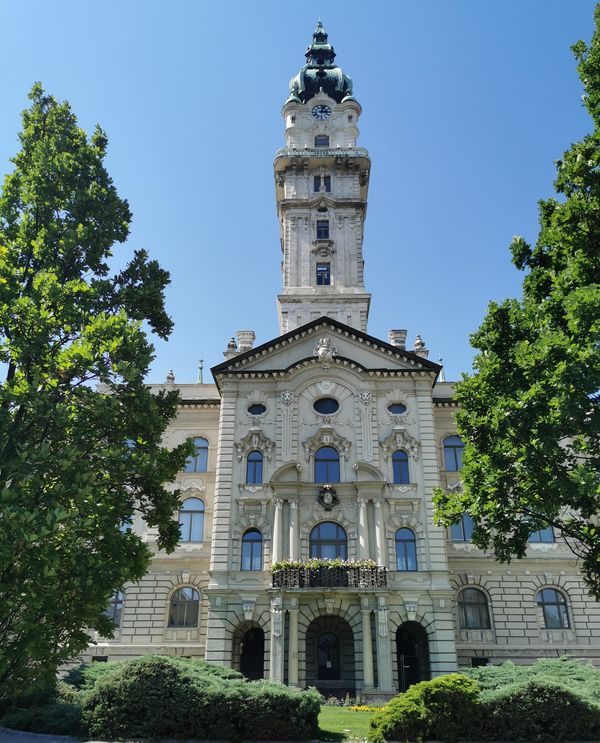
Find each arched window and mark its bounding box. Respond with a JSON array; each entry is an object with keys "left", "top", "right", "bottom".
[
  {"left": 536, "top": 588, "right": 569, "bottom": 629},
  {"left": 241, "top": 529, "right": 263, "bottom": 571},
  {"left": 395, "top": 528, "right": 417, "bottom": 571},
  {"left": 168, "top": 587, "right": 200, "bottom": 628},
  {"left": 246, "top": 450, "right": 263, "bottom": 484},
  {"left": 392, "top": 450, "right": 410, "bottom": 484},
  {"left": 314, "top": 446, "right": 340, "bottom": 483},
  {"left": 310, "top": 521, "right": 347, "bottom": 559},
  {"left": 178, "top": 498, "right": 205, "bottom": 542},
  {"left": 185, "top": 437, "right": 208, "bottom": 473},
  {"left": 450, "top": 513, "right": 474, "bottom": 542},
  {"left": 458, "top": 588, "right": 491, "bottom": 630},
  {"left": 443, "top": 435, "right": 464, "bottom": 471},
  {"left": 103, "top": 589, "right": 124, "bottom": 627},
  {"left": 317, "top": 632, "right": 340, "bottom": 680}
]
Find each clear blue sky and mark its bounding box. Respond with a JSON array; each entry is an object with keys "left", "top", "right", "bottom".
[{"left": 0, "top": 1, "right": 597, "bottom": 382}]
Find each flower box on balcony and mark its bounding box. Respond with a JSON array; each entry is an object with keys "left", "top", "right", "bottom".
[{"left": 271, "top": 561, "right": 386, "bottom": 589}]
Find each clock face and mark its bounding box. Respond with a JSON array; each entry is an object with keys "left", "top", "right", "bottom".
[{"left": 312, "top": 104, "right": 332, "bottom": 120}]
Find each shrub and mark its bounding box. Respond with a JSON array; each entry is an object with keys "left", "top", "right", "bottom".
[
  {"left": 1, "top": 703, "right": 82, "bottom": 737},
  {"left": 369, "top": 674, "right": 480, "bottom": 743},
  {"left": 369, "top": 673, "right": 479, "bottom": 743},
  {"left": 479, "top": 679, "right": 600, "bottom": 742},
  {"left": 466, "top": 658, "right": 600, "bottom": 706},
  {"left": 62, "top": 659, "right": 125, "bottom": 692},
  {"left": 81, "top": 654, "right": 321, "bottom": 741}
]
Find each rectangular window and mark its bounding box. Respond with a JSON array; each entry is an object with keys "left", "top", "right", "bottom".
[
  {"left": 314, "top": 135, "right": 329, "bottom": 147},
  {"left": 471, "top": 657, "right": 489, "bottom": 668},
  {"left": 451, "top": 513, "right": 474, "bottom": 542},
  {"left": 528, "top": 527, "right": 555, "bottom": 543},
  {"left": 316, "top": 263, "right": 331, "bottom": 286},
  {"left": 314, "top": 175, "right": 331, "bottom": 192},
  {"left": 316, "top": 220, "right": 329, "bottom": 239}
]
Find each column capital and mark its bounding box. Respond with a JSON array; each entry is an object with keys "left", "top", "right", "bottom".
[{"left": 289, "top": 499, "right": 298, "bottom": 508}]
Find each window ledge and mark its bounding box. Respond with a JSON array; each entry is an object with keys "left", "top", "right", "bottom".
[
  {"left": 238, "top": 484, "right": 270, "bottom": 498},
  {"left": 528, "top": 542, "right": 558, "bottom": 553}
]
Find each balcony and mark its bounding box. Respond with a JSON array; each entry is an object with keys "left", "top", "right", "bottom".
[{"left": 272, "top": 564, "right": 387, "bottom": 589}]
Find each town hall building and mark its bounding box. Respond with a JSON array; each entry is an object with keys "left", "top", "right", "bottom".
[{"left": 88, "top": 24, "right": 600, "bottom": 698}]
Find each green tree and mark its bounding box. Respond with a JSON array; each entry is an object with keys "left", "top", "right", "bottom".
[
  {"left": 435, "top": 9, "right": 600, "bottom": 597},
  {"left": 0, "top": 84, "right": 192, "bottom": 708}
]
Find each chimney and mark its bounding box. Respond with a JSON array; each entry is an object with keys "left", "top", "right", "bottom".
[
  {"left": 388, "top": 329, "right": 407, "bottom": 350},
  {"left": 236, "top": 330, "right": 256, "bottom": 354}
]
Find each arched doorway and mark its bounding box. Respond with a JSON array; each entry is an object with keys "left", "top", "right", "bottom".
[
  {"left": 396, "top": 622, "right": 430, "bottom": 692},
  {"left": 232, "top": 623, "right": 265, "bottom": 680},
  {"left": 306, "top": 615, "right": 355, "bottom": 697}
]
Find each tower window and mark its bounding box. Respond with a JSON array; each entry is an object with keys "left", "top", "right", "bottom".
[
  {"left": 316, "top": 220, "right": 329, "bottom": 239},
  {"left": 314, "top": 135, "right": 329, "bottom": 147},
  {"left": 316, "top": 263, "right": 331, "bottom": 285},
  {"left": 314, "top": 175, "right": 331, "bottom": 193}
]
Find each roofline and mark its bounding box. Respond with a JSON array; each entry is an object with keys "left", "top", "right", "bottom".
[{"left": 211, "top": 316, "right": 441, "bottom": 382}]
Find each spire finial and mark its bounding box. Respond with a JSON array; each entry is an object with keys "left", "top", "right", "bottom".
[{"left": 197, "top": 359, "right": 204, "bottom": 384}]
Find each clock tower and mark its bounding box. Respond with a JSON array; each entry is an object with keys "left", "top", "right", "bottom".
[{"left": 275, "top": 22, "right": 371, "bottom": 334}]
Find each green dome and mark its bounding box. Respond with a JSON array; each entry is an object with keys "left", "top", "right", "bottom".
[{"left": 287, "top": 22, "right": 354, "bottom": 104}]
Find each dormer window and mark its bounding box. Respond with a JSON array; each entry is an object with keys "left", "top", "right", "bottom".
[
  {"left": 316, "top": 220, "right": 330, "bottom": 239},
  {"left": 315, "top": 135, "right": 329, "bottom": 148},
  {"left": 314, "top": 175, "right": 331, "bottom": 193}
]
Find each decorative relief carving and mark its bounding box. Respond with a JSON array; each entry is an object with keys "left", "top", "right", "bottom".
[
  {"left": 281, "top": 390, "right": 294, "bottom": 406},
  {"left": 303, "top": 426, "right": 351, "bottom": 461},
  {"left": 381, "top": 426, "right": 420, "bottom": 460},
  {"left": 317, "top": 485, "right": 339, "bottom": 511},
  {"left": 271, "top": 596, "right": 282, "bottom": 637},
  {"left": 313, "top": 338, "right": 337, "bottom": 364},
  {"left": 405, "top": 601, "right": 418, "bottom": 622},
  {"left": 311, "top": 243, "right": 336, "bottom": 257},
  {"left": 377, "top": 599, "right": 389, "bottom": 637},
  {"left": 236, "top": 429, "right": 275, "bottom": 461},
  {"left": 359, "top": 390, "right": 373, "bottom": 406},
  {"left": 242, "top": 601, "right": 255, "bottom": 621},
  {"left": 324, "top": 596, "right": 335, "bottom": 614}
]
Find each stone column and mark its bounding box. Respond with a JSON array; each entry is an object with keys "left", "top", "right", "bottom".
[
  {"left": 289, "top": 499, "right": 299, "bottom": 560},
  {"left": 361, "top": 598, "right": 374, "bottom": 689},
  {"left": 375, "top": 595, "right": 394, "bottom": 691},
  {"left": 357, "top": 497, "right": 369, "bottom": 559},
  {"left": 288, "top": 606, "right": 299, "bottom": 686},
  {"left": 272, "top": 498, "right": 283, "bottom": 563},
  {"left": 374, "top": 500, "right": 386, "bottom": 567},
  {"left": 269, "top": 596, "right": 285, "bottom": 683}
]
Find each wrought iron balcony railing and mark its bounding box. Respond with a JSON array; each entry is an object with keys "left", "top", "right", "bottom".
[{"left": 272, "top": 565, "right": 386, "bottom": 589}]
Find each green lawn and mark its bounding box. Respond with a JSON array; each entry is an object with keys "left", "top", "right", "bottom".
[{"left": 318, "top": 707, "right": 376, "bottom": 741}]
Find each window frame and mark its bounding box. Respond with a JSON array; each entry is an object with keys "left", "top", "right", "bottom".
[
  {"left": 178, "top": 497, "right": 205, "bottom": 543},
  {"left": 395, "top": 528, "right": 418, "bottom": 571},
  {"left": 104, "top": 589, "right": 124, "bottom": 627},
  {"left": 314, "top": 445, "right": 340, "bottom": 483},
  {"left": 443, "top": 435, "right": 464, "bottom": 472},
  {"left": 168, "top": 587, "right": 200, "bottom": 628},
  {"left": 528, "top": 526, "right": 555, "bottom": 543},
  {"left": 241, "top": 528, "right": 263, "bottom": 571},
  {"left": 314, "top": 175, "right": 331, "bottom": 192},
  {"left": 457, "top": 587, "right": 491, "bottom": 630},
  {"left": 392, "top": 449, "right": 410, "bottom": 484},
  {"left": 246, "top": 450, "right": 263, "bottom": 484},
  {"left": 314, "top": 134, "right": 330, "bottom": 148},
  {"left": 316, "top": 219, "right": 330, "bottom": 240},
  {"left": 536, "top": 588, "right": 570, "bottom": 629},
  {"left": 316, "top": 262, "right": 331, "bottom": 285},
  {"left": 450, "top": 513, "right": 474, "bottom": 542},
  {"left": 309, "top": 521, "right": 348, "bottom": 559},
  {"left": 185, "top": 436, "right": 209, "bottom": 473}
]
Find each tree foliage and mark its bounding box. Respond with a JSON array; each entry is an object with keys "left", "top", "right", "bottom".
[
  {"left": 0, "top": 84, "right": 191, "bottom": 707},
  {"left": 435, "top": 8, "right": 600, "bottom": 596}
]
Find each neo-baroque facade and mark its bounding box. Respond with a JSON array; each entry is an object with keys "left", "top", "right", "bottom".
[{"left": 87, "top": 24, "right": 600, "bottom": 699}]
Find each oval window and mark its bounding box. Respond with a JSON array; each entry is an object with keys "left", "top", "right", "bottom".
[
  {"left": 388, "top": 403, "right": 407, "bottom": 415},
  {"left": 314, "top": 397, "right": 339, "bottom": 415},
  {"left": 248, "top": 404, "right": 267, "bottom": 415}
]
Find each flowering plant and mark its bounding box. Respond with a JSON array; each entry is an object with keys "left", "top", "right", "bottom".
[{"left": 271, "top": 557, "right": 379, "bottom": 572}]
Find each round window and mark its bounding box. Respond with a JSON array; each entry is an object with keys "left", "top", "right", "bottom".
[
  {"left": 314, "top": 397, "right": 339, "bottom": 415},
  {"left": 387, "top": 403, "right": 407, "bottom": 415},
  {"left": 248, "top": 404, "right": 267, "bottom": 415}
]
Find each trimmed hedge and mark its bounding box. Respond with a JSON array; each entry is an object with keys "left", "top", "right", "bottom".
[
  {"left": 480, "top": 679, "right": 600, "bottom": 742},
  {"left": 81, "top": 655, "right": 321, "bottom": 741},
  {"left": 1, "top": 703, "right": 83, "bottom": 737},
  {"left": 368, "top": 674, "right": 480, "bottom": 743}
]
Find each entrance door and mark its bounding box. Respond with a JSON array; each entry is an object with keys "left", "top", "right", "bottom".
[
  {"left": 396, "top": 622, "right": 430, "bottom": 692},
  {"left": 240, "top": 627, "right": 264, "bottom": 680}
]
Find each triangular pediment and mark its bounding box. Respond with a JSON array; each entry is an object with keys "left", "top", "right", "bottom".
[{"left": 212, "top": 317, "right": 440, "bottom": 382}]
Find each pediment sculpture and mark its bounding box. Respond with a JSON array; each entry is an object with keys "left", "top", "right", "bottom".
[
  {"left": 235, "top": 429, "right": 275, "bottom": 461},
  {"left": 380, "top": 426, "right": 420, "bottom": 460},
  {"left": 303, "top": 425, "right": 351, "bottom": 461}
]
